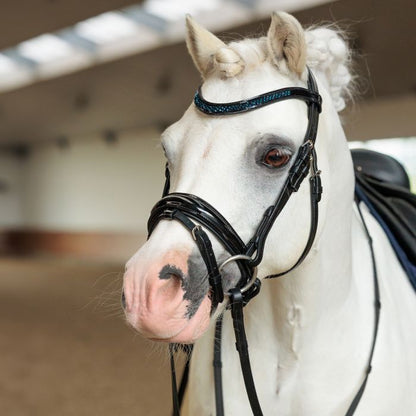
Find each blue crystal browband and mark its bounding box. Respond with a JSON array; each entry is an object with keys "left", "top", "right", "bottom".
[{"left": 194, "top": 86, "right": 322, "bottom": 115}]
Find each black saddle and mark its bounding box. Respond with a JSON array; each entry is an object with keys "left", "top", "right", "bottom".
[
  {"left": 351, "top": 148, "right": 416, "bottom": 288},
  {"left": 352, "top": 149, "right": 410, "bottom": 189}
]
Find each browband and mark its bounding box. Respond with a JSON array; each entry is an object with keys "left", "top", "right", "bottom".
[{"left": 194, "top": 85, "right": 322, "bottom": 115}]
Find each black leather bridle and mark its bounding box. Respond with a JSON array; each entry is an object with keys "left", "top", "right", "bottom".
[
  {"left": 146, "top": 69, "right": 380, "bottom": 415},
  {"left": 149, "top": 69, "right": 323, "bottom": 308}
]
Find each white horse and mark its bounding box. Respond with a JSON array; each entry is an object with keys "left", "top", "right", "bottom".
[{"left": 123, "top": 12, "right": 416, "bottom": 415}]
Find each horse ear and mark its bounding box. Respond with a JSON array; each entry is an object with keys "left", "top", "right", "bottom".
[
  {"left": 185, "top": 15, "right": 226, "bottom": 78},
  {"left": 267, "top": 12, "right": 307, "bottom": 78}
]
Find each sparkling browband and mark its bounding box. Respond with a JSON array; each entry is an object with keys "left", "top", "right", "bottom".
[{"left": 194, "top": 86, "right": 322, "bottom": 115}]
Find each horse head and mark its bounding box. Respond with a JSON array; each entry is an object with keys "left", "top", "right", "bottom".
[{"left": 122, "top": 12, "right": 352, "bottom": 344}]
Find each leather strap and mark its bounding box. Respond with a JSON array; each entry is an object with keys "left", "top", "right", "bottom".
[
  {"left": 345, "top": 198, "right": 381, "bottom": 415},
  {"left": 148, "top": 193, "right": 254, "bottom": 291},
  {"left": 170, "top": 344, "right": 193, "bottom": 416},
  {"left": 265, "top": 148, "right": 322, "bottom": 279},
  {"left": 170, "top": 210, "right": 224, "bottom": 306},
  {"left": 212, "top": 197, "right": 380, "bottom": 416},
  {"left": 169, "top": 344, "right": 181, "bottom": 416},
  {"left": 229, "top": 289, "right": 263, "bottom": 416},
  {"left": 195, "top": 86, "right": 321, "bottom": 115},
  {"left": 245, "top": 69, "right": 322, "bottom": 268},
  {"left": 148, "top": 193, "right": 248, "bottom": 255},
  {"left": 163, "top": 162, "right": 171, "bottom": 198},
  {"left": 213, "top": 317, "right": 225, "bottom": 416}
]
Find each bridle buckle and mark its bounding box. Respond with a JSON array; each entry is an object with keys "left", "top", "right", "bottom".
[
  {"left": 218, "top": 254, "right": 258, "bottom": 295},
  {"left": 191, "top": 225, "right": 202, "bottom": 241}
]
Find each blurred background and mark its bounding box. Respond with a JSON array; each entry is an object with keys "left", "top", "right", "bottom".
[{"left": 0, "top": 0, "right": 415, "bottom": 415}]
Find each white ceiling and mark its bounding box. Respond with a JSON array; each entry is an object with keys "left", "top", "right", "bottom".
[
  {"left": 0, "top": 0, "right": 336, "bottom": 94},
  {"left": 0, "top": 0, "right": 140, "bottom": 50},
  {"left": 0, "top": 0, "right": 415, "bottom": 148}
]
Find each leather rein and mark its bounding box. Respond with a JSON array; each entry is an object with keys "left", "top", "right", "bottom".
[{"left": 147, "top": 69, "right": 380, "bottom": 415}]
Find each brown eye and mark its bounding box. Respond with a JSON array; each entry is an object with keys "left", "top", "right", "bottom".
[{"left": 263, "top": 148, "right": 291, "bottom": 168}]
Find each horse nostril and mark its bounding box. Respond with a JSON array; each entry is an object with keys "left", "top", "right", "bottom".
[
  {"left": 159, "top": 265, "right": 185, "bottom": 282},
  {"left": 121, "top": 290, "right": 126, "bottom": 309}
]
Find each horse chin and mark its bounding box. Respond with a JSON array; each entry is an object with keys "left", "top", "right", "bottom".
[{"left": 148, "top": 295, "right": 212, "bottom": 344}]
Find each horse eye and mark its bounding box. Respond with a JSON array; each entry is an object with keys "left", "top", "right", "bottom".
[{"left": 263, "top": 148, "right": 291, "bottom": 168}]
